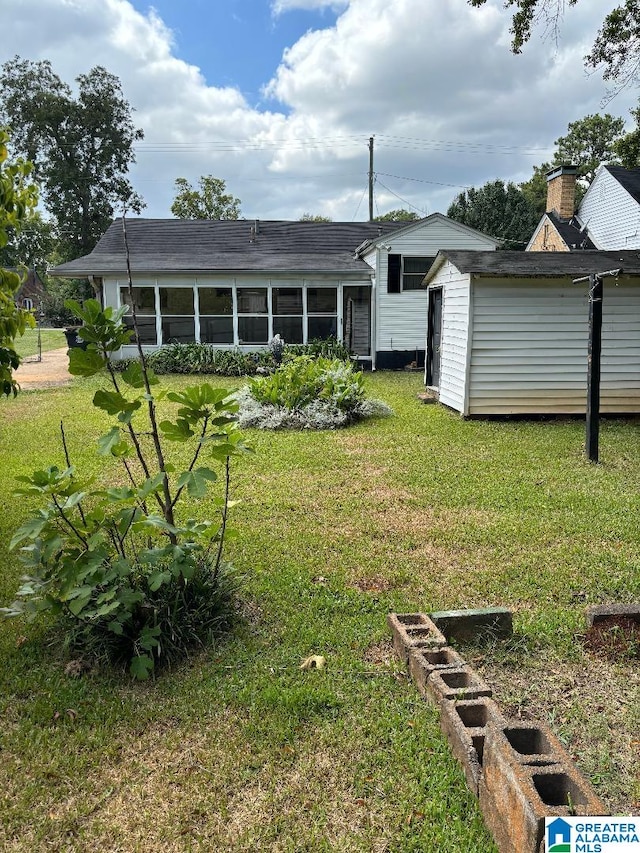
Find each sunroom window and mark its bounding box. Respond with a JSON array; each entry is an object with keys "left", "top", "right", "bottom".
[
  {"left": 159, "top": 287, "right": 195, "bottom": 343},
  {"left": 120, "top": 286, "right": 157, "bottom": 344},
  {"left": 307, "top": 287, "right": 337, "bottom": 340},
  {"left": 273, "top": 287, "right": 303, "bottom": 344},
  {"left": 237, "top": 287, "right": 268, "bottom": 344},
  {"left": 199, "top": 287, "right": 233, "bottom": 344}
]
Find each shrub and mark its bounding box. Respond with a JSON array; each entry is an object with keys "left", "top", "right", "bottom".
[
  {"left": 237, "top": 356, "right": 393, "bottom": 430},
  {"left": 2, "top": 298, "right": 253, "bottom": 679}
]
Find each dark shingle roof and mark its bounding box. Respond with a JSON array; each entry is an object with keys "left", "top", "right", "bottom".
[
  {"left": 426, "top": 249, "right": 640, "bottom": 282},
  {"left": 604, "top": 165, "right": 640, "bottom": 205},
  {"left": 50, "top": 218, "right": 405, "bottom": 276},
  {"left": 546, "top": 212, "right": 595, "bottom": 250}
]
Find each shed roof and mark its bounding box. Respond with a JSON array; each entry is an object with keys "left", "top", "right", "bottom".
[
  {"left": 50, "top": 218, "right": 405, "bottom": 277},
  {"left": 425, "top": 249, "right": 640, "bottom": 283}
]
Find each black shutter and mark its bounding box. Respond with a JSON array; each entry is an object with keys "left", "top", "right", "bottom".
[{"left": 387, "top": 254, "right": 401, "bottom": 293}]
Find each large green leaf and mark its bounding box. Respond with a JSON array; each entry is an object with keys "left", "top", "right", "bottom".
[
  {"left": 97, "top": 426, "right": 122, "bottom": 456},
  {"left": 121, "top": 361, "right": 159, "bottom": 388},
  {"left": 159, "top": 418, "right": 194, "bottom": 441},
  {"left": 176, "top": 467, "right": 217, "bottom": 497},
  {"left": 68, "top": 347, "right": 105, "bottom": 377},
  {"left": 93, "top": 389, "right": 142, "bottom": 416},
  {"left": 130, "top": 654, "right": 154, "bottom": 680}
]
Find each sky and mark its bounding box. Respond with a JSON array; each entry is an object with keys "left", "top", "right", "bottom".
[{"left": 2, "top": 0, "right": 638, "bottom": 224}]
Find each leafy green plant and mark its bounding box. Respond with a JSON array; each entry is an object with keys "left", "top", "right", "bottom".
[
  {"left": 2, "top": 296, "right": 252, "bottom": 678},
  {"left": 239, "top": 356, "right": 392, "bottom": 429}
]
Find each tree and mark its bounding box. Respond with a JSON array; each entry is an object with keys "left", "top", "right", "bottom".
[
  {"left": 0, "top": 128, "right": 37, "bottom": 396},
  {"left": 468, "top": 1, "right": 640, "bottom": 92},
  {"left": 554, "top": 114, "right": 625, "bottom": 183},
  {"left": 299, "top": 213, "right": 332, "bottom": 222},
  {"left": 519, "top": 162, "right": 553, "bottom": 218},
  {"left": 0, "top": 57, "right": 144, "bottom": 262},
  {"left": 374, "top": 209, "right": 420, "bottom": 222},
  {"left": 447, "top": 179, "right": 539, "bottom": 249},
  {"left": 615, "top": 104, "right": 640, "bottom": 167},
  {"left": 171, "top": 176, "right": 241, "bottom": 220},
  {"left": 0, "top": 210, "right": 55, "bottom": 273}
]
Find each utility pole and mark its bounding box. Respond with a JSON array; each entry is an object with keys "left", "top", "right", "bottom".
[
  {"left": 573, "top": 267, "right": 622, "bottom": 463},
  {"left": 368, "top": 136, "right": 374, "bottom": 221}
]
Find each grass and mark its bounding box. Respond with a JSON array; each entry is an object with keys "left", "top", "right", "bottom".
[
  {"left": 1, "top": 371, "right": 639, "bottom": 850},
  {"left": 14, "top": 327, "right": 66, "bottom": 359}
]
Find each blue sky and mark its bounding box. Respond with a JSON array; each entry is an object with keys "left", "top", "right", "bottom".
[
  {"left": 127, "top": 0, "right": 339, "bottom": 106},
  {"left": 2, "top": 0, "right": 638, "bottom": 225}
]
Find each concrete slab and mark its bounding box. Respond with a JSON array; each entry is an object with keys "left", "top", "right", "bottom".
[{"left": 430, "top": 607, "right": 513, "bottom": 643}]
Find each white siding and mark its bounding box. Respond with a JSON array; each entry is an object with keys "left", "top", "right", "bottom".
[
  {"left": 467, "top": 278, "right": 640, "bottom": 415},
  {"left": 376, "top": 216, "right": 497, "bottom": 352},
  {"left": 427, "top": 261, "right": 471, "bottom": 414},
  {"left": 579, "top": 167, "right": 640, "bottom": 249}
]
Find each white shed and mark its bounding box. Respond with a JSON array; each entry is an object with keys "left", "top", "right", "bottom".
[{"left": 424, "top": 249, "right": 640, "bottom": 416}]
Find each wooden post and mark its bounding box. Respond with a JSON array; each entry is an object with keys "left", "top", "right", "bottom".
[
  {"left": 368, "top": 136, "right": 374, "bottom": 221},
  {"left": 585, "top": 273, "right": 603, "bottom": 463}
]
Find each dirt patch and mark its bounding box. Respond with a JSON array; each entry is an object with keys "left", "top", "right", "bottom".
[
  {"left": 583, "top": 615, "right": 640, "bottom": 660},
  {"left": 15, "top": 347, "right": 71, "bottom": 390}
]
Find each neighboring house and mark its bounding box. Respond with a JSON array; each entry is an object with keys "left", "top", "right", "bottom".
[
  {"left": 12, "top": 268, "right": 46, "bottom": 312},
  {"left": 424, "top": 249, "right": 640, "bottom": 416},
  {"left": 50, "top": 215, "right": 498, "bottom": 369},
  {"left": 527, "top": 164, "right": 640, "bottom": 252}
]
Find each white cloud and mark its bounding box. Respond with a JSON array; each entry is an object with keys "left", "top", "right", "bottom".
[
  {"left": 272, "top": 0, "right": 349, "bottom": 15},
  {"left": 1, "top": 0, "right": 637, "bottom": 224}
]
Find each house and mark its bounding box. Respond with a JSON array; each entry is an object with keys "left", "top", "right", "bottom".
[
  {"left": 49, "top": 215, "right": 498, "bottom": 369},
  {"left": 527, "top": 164, "right": 640, "bottom": 252},
  {"left": 424, "top": 249, "right": 640, "bottom": 416},
  {"left": 12, "top": 268, "right": 46, "bottom": 312}
]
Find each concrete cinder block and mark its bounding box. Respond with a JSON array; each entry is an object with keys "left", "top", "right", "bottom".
[
  {"left": 439, "top": 697, "right": 505, "bottom": 796},
  {"left": 426, "top": 665, "right": 493, "bottom": 706},
  {"left": 387, "top": 613, "right": 447, "bottom": 664},
  {"left": 479, "top": 722, "right": 608, "bottom": 853},
  {"left": 586, "top": 602, "right": 640, "bottom": 627},
  {"left": 407, "top": 645, "right": 466, "bottom": 697},
  {"left": 430, "top": 607, "right": 513, "bottom": 643}
]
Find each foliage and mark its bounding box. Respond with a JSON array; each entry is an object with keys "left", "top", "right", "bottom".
[
  {"left": 0, "top": 57, "right": 144, "bottom": 261},
  {"left": 171, "top": 175, "right": 241, "bottom": 220},
  {"left": 615, "top": 104, "right": 640, "bottom": 168},
  {"left": 239, "top": 356, "right": 392, "bottom": 429},
  {"left": 299, "top": 213, "right": 332, "bottom": 222},
  {"left": 41, "top": 275, "right": 94, "bottom": 327},
  {"left": 469, "top": 0, "right": 640, "bottom": 95},
  {"left": 0, "top": 210, "right": 55, "bottom": 273},
  {"left": 554, "top": 114, "right": 625, "bottom": 183},
  {"left": 0, "top": 127, "right": 37, "bottom": 397},
  {"left": 2, "top": 296, "right": 252, "bottom": 678},
  {"left": 374, "top": 209, "right": 420, "bottom": 222},
  {"left": 447, "top": 179, "right": 539, "bottom": 248},
  {"left": 113, "top": 338, "right": 353, "bottom": 378},
  {"left": 587, "top": 0, "right": 640, "bottom": 93}
]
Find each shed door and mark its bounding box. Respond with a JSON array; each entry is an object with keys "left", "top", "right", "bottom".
[{"left": 426, "top": 288, "right": 442, "bottom": 387}]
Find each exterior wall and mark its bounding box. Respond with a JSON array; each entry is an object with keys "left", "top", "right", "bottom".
[
  {"left": 466, "top": 277, "right": 640, "bottom": 415},
  {"left": 579, "top": 167, "right": 640, "bottom": 249},
  {"left": 103, "top": 273, "right": 371, "bottom": 357},
  {"left": 376, "top": 216, "right": 496, "bottom": 364},
  {"left": 527, "top": 217, "right": 571, "bottom": 252},
  {"left": 427, "top": 262, "right": 471, "bottom": 414}
]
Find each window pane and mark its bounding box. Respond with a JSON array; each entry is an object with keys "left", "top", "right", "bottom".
[
  {"left": 160, "top": 288, "right": 195, "bottom": 315},
  {"left": 237, "top": 288, "right": 267, "bottom": 313},
  {"left": 308, "top": 316, "right": 337, "bottom": 340},
  {"left": 161, "top": 317, "right": 195, "bottom": 343},
  {"left": 238, "top": 316, "right": 268, "bottom": 344},
  {"left": 124, "top": 316, "right": 157, "bottom": 344},
  {"left": 308, "top": 288, "right": 337, "bottom": 313},
  {"left": 199, "top": 288, "right": 232, "bottom": 315},
  {"left": 272, "top": 288, "right": 302, "bottom": 315},
  {"left": 403, "top": 256, "right": 435, "bottom": 291},
  {"left": 200, "top": 316, "right": 234, "bottom": 344},
  {"left": 121, "top": 286, "right": 155, "bottom": 315},
  {"left": 273, "top": 316, "right": 303, "bottom": 344}
]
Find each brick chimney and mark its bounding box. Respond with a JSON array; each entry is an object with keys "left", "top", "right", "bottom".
[{"left": 545, "top": 165, "right": 577, "bottom": 220}]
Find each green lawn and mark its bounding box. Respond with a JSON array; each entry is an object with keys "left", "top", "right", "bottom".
[
  {"left": 14, "top": 327, "right": 66, "bottom": 359},
  {"left": 0, "top": 372, "right": 638, "bottom": 851}
]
